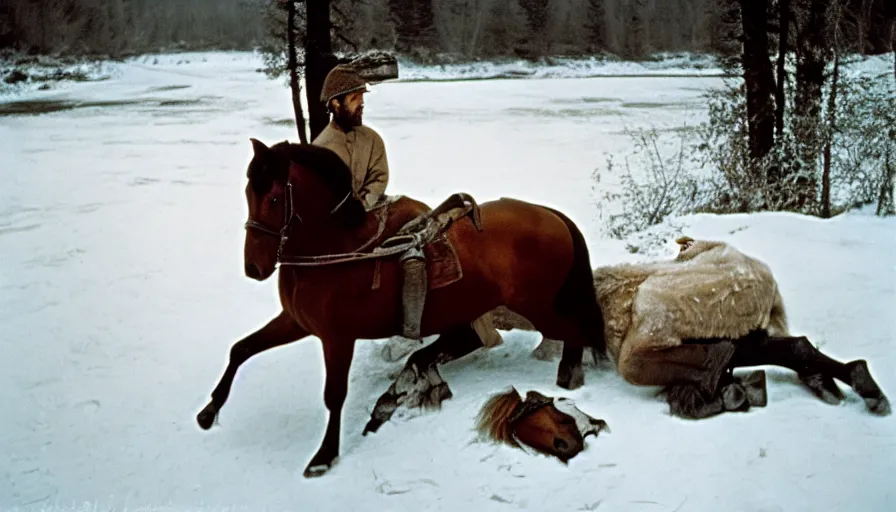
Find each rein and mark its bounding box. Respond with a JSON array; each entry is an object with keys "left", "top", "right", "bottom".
[
  {"left": 245, "top": 182, "right": 410, "bottom": 268},
  {"left": 278, "top": 207, "right": 408, "bottom": 267}
]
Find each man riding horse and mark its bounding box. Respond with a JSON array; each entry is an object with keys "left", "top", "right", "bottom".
[{"left": 312, "top": 64, "right": 502, "bottom": 360}]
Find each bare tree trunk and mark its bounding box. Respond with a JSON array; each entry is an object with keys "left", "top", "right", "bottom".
[
  {"left": 860, "top": 0, "right": 873, "bottom": 53},
  {"left": 305, "top": 0, "right": 335, "bottom": 142},
  {"left": 517, "top": 0, "right": 551, "bottom": 58},
  {"left": 821, "top": 46, "right": 839, "bottom": 218},
  {"left": 767, "top": 0, "right": 791, "bottom": 201},
  {"left": 468, "top": 0, "right": 486, "bottom": 57},
  {"left": 287, "top": 1, "right": 308, "bottom": 144},
  {"left": 739, "top": 0, "right": 776, "bottom": 166},
  {"left": 821, "top": 0, "right": 844, "bottom": 219},
  {"left": 877, "top": 149, "right": 894, "bottom": 216},
  {"left": 793, "top": 0, "right": 831, "bottom": 212},
  {"left": 881, "top": 40, "right": 896, "bottom": 215},
  {"left": 623, "top": 0, "right": 648, "bottom": 58},
  {"left": 388, "top": 0, "right": 439, "bottom": 56},
  {"left": 585, "top": 0, "right": 607, "bottom": 51},
  {"left": 775, "top": 0, "right": 790, "bottom": 139}
]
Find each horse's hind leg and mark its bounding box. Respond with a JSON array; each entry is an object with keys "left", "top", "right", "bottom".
[
  {"left": 730, "top": 334, "right": 890, "bottom": 415},
  {"left": 557, "top": 343, "right": 585, "bottom": 390},
  {"left": 507, "top": 309, "right": 590, "bottom": 390},
  {"left": 363, "top": 324, "right": 483, "bottom": 435},
  {"left": 617, "top": 340, "right": 763, "bottom": 419},
  {"left": 196, "top": 311, "right": 308, "bottom": 430}
]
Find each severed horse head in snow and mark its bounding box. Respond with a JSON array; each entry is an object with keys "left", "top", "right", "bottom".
[{"left": 475, "top": 387, "right": 609, "bottom": 463}]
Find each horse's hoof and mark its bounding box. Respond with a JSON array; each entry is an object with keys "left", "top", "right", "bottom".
[
  {"left": 866, "top": 396, "right": 891, "bottom": 416},
  {"left": 303, "top": 453, "right": 337, "bottom": 478},
  {"left": 847, "top": 360, "right": 890, "bottom": 415},
  {"left": 800, "top": 373, "right": 843, "bottom": 405},
  {"left": 362, "top": 418, "right": 383, "bottom": 436},
  {"left": 426, "top": 382, "right": 453, "bottom": 409},
  {"left": 196, "top": 402, "right": 218, "bottom": 430},
  {"left": 721, "top": 383, "right": 750, "bottom": 412},
  {"left": 741, "top": 370, "right": 768, "bottom": 408},
  {"left": 303, "top": 462, "right": 331, "bottom": 478},
  {"left": 557, "top": 364, "right": 584, "bottom": 390}
]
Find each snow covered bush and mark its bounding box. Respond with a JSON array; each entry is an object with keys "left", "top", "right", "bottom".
[
  {"left": 591, "top": 57, "right": 895, "bottom": 242},
  {"left": 830, "top": 70, "right": 896, "bottom": 215},
  {"left": 592, "top": 127, "right": 707, "bottom": 240}
]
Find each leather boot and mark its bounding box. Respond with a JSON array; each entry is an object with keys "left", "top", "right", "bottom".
[
  {"left": 381, "top": 252, "right": 428, "bottom": 363},
  {"left": 401, "top": 257, "right": 427, "bottom": 339}
]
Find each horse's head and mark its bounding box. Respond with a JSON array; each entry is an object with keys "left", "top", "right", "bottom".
[
  {"left": 475, "top": 387, "right": 609, "bottom": 463},
  {"left": 243, "top": 138, "right": 365, "bottom": 281}
]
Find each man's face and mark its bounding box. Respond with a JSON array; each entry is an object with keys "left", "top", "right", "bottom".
[{"left": 334, "top": 91, "right": 365, "bottom": 128}]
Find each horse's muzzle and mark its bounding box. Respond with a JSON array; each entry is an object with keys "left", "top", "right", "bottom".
[
  {"left": 553, "top": 436, "right": 585, "bottom": 462},
  {"left": 245, "top": 262, "right": 262, "bottom": 280}
]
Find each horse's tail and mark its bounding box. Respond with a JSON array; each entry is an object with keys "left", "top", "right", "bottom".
[{"left": 544, "top": 207, "right": 607, "bottom": 357}]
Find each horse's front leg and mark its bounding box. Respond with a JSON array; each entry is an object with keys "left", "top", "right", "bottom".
[
  {"left": 364, "top": 324, "right": 484, "bottom": 435},
  {"left": 196, "top": 311, "right": 308, "bottom": 430},
  {"left": 304, "top": 337, "right": 356, "bottom": 478}
]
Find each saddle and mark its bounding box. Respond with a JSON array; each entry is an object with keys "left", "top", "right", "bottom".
[
  {"left": 371, "top": 193, "right": 483, "bottom": 290},
  {"left": 383, "top": 192, "right": 483, "bottom": 248}
]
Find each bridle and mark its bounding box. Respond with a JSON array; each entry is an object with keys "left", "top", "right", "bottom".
[
  {"left": 504, "top": 392, "right": 557, "bottom": 453},
  {"left": 244, "top": 180, "right": 353, "bottom": 263},
  {"left": 507, "top": 393, "right": 555, "bottom": 431},
  {"left": 244, "top": 181, "right": 299, "bottom": 261},
  {"left": 505, "top": 392, "right": 606, "bottom": 456}
]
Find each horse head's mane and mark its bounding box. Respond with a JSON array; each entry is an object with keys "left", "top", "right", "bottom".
[
  {"left": 247, "top": 140, "right": 352, "bottom": 196},
  {"left": 475, "top": 387, "right": 523, "bottom": 448},
  {"left": 272, "top": 141, "right": 355, "bottom": 199},
  {"left": 248, "top": 141, "right": 365, "bottom": 226}
]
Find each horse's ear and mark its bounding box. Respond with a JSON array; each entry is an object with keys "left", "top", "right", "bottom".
[{"left": 250, "top": 138, "right": 269, "bottom": 155}]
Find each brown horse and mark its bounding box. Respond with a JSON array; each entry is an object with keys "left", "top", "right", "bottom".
[
  {"left": 195, "top": 139, "right": 606, "bottom": 477},
  {"left": 475, "top": 388, "right": 610, "bottom": 462}
]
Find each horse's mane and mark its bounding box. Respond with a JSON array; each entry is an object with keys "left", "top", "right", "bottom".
[
  {"left": 475, "top": 387, "right": 523, "bottom": 448},
  {"left": 272, "top": 141, "right": 355, "bottom": 198},
  {"left": 250, "top": 141, "right": 365, "bottom": 226}
]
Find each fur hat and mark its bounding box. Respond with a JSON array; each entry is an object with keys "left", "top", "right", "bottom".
[{"left": 320, "top": 64, "right": 370, "bottom": 104}]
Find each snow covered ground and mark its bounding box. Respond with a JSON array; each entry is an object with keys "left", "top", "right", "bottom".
[
  {"left": 1, "top": 52, "right": 894, "bottom": 511},
  {"left": 0, "top": 51, "right": 724, "bottom": 99},
  {"left": 395, "top": 52, "right": 725, "bottom": 81}
]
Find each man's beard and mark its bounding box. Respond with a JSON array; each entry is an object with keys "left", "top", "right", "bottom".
[{"left": 335, "top": 107, "right": 362, "bottom": 130}]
